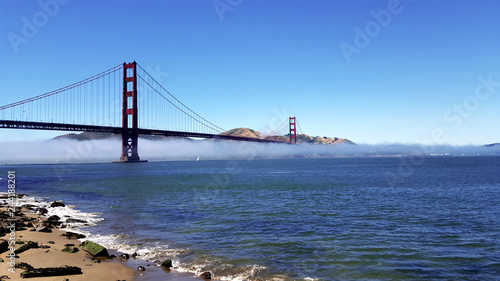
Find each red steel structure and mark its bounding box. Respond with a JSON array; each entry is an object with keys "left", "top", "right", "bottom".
[
  {"left": 0, "top": 60, "right": 294, "bottom": 163},
  {"left": 119, "top": 61, "right": 142, "bottom": 162},
  {"left": 289, "top": 117, "right": 296, "bottom": 144}
]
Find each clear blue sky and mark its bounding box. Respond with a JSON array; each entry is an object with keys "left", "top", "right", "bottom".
[{"left": 1, "top": 0, "right": 499, "bottom": 145}]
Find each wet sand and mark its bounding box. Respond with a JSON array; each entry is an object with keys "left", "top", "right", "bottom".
[{"left": 0, "top": 200, "right": 203, "bottom": 281}]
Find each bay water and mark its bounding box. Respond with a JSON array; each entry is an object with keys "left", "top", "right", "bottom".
[{"left": 3, "top": 156, "right": 500, "bottom": 280}]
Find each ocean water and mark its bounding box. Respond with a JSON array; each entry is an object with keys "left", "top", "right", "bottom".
[{"left": 3, "top": 156, "right": 500, "bottom": 280}]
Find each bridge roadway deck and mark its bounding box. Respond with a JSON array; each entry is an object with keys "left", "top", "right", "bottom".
[{"left": 0, "top": 120, "right": 284, "bottom": 144}]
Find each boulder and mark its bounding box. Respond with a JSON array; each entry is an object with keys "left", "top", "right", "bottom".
[
  {"left": 0, "top": 239, "right": 8, "bottom": 254},
  {"left": 161, "top": 259, "right": 173, "bottom": 269},
  {"left": 50, "top": 201, "right": 66, "bottom": 207},
  {"left": 62, "top": 231, "right": 86, "bottom": 239},
  {"left": 79, "top": 240, "right": 109, "bottom": 257},
  {"left": 47, "top": 215, "right": 61, "bottom": 221},
  {"left": 15, "top": 262, "right": 34, "bottom": 270},
  {"left": 21, "top": 204, "right": 36, "bottom": 211},
  {"left": 62, "top": 246, "right": 79, "bottom": 253},
  {"left": 137, "top": 266, "right": 146, "bottom": 271},
  {"left": 34, "top": 207, "right": 48, "bottom": 215},
  {"left": 20, "top": 266, "right": 82, "bottom": 278},
  {"left": 200, "top": 271, "right": 212, "bottom": 280},
  {"left": 66, "top": 218, "right": 87, "bottom": 223},
  {"left": 15, "top": 241, "right": 38, "bottom": 254},
  {"left": 120, "top": 253, "right": 130, "bottom": 260}
]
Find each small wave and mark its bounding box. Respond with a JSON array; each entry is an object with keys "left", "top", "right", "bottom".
[
  {"left": 1, "top": 193, "right": 317, "bottom": 281},
  {"left": 9, "top": 194, "right": 103, "bottom": 228}
]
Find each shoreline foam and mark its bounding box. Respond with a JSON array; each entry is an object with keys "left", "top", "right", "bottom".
[{"left": 0, "top": 193, "right": 202, "bottom": 281}]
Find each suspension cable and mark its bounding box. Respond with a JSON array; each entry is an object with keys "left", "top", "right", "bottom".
[
  {"left": 136, "top": 63, "right": 226, "bottom": 133},
  {"left": 0, "top": 64, "right": 122, "bottom": 111},
  {"left": 136, "top": 73, "right": 225, "bottom": 134},
  {"left": 261, "top": 119, "right": 288, "bottom": 137},
  {"left": 296, "top": 119, "right": 304, "bottom": 135}
]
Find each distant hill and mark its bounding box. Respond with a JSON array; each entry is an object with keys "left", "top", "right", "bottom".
[
  {"left": 484, "top": 143, "right": 500, "bottom": 147},
  {"left": 54, "top": 132, "right": 119, "bottom": 141},
  {"left": 54, "top": 127, "right": 355, "bottom": 145},
  {"left": 221, "top": 128, "right": 355, "bottom": 145},
  {"left": 295, "top": 134, "right": 355, "bottom": 145},
  {"left": 220, "top": 128, "right": 261, "bottom": 139}
]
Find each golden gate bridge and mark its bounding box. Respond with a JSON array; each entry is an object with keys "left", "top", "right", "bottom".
[{"left": 0, "top": 61, "right": 300, "bottom": 162}]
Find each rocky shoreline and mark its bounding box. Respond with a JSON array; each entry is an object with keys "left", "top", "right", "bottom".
[{"left": 0, "top": 194, "right": 207, "bottom": 281}]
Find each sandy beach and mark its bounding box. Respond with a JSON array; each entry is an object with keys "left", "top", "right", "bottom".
[{"left": 0, "top": 195, "right": 203, "bottom": 281}]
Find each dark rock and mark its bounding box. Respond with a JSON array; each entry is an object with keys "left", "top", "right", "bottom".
[
  {"left": 137, "top": 266, "right": 146, "bottom": 271},
  {"left": 62, "top": 246, "right": 79, "bottom": 253},
  {"left": 200, "top": 271, "right": 212, "bottom": 280},
  {"left": 39, "top": 245, "right": 50, "bottom": 249},
  {"left": 62, "top": 231, "right": 86, "bottom": 239},
  {"left": 22, "top": 204, "right": 36, "bottom": 210},
  {"left": 0, "top": 240, "right": 9, "bottom": 254},
  {"left": 50, "top": 201, "right": 66, "bottom": 208},
  {"left": 91, "top": 258, "right": 101, "bottom": 263},
  {"left": 20, "top": 265, "right": 82, "bottom": 278},
  {"left": 132, "top": 252, "right": 138, "bottom": 258},
  {"left": 15, "top": 262, "right": 34, "bottom": 269},
  {"left": 47, "top": 215, "right": 61, "bottom": 221},
  {"left": 15, "top": 241, "right": 38, "bottom": 254},
  {"left": 79, "top": 240, "right": 109, "bottom": 257},
  {"left": 161, "top": 259, "right": 173, "bottom": 269},
  {"left": 48, "top": 241, "right": 55, "bottom": 244},
  {"left": 35, "top": 207, "right": 49, "bottom": 214},
  {"left": 109, "top": 254, "right": 117, "bottom": 259},
  {"left": 65, "top": 218, "right": 87, "bottom": 224},
  {"left": 120, "top": 253, "right": 130, "bottom": 260}
]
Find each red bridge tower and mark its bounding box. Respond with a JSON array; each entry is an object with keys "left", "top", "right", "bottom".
[
  {"left": 289, "top": 117, "right": 296, "bottom": 144},
  {"left": 116, "top": 61, "right": 146, "bottom": 162}
]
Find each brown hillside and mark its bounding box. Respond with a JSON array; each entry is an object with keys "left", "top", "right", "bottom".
[{"left": 221, "top": 128, "right": 261, "bottom": 139}]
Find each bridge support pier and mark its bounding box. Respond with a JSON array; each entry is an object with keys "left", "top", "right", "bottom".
[{"left": 114, "top": 61, "right": 147, "bottom": 163}]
